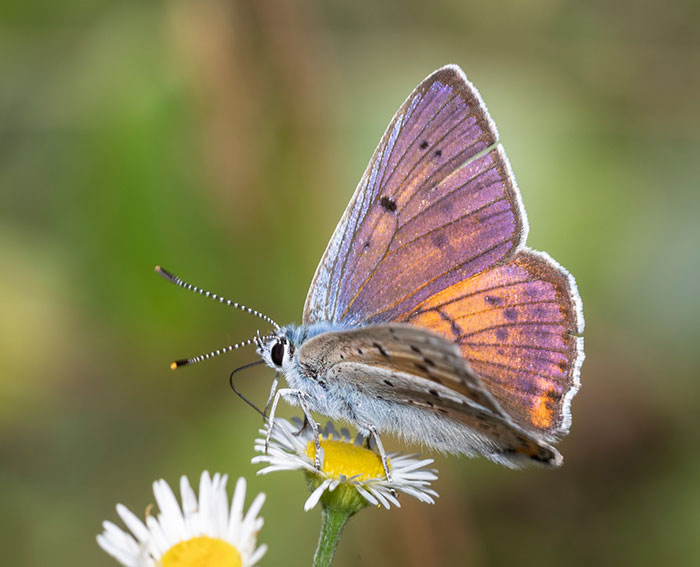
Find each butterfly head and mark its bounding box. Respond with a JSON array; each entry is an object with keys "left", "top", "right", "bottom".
[{"left": 255, "top": 326, "right": 298, "bottom": 372}]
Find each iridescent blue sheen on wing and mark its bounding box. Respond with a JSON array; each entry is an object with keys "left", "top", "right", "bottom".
[{"left": 303, "top": 65, "right": 527, "bottom": 325}]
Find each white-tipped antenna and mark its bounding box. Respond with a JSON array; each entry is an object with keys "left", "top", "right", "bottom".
[
  {"left": 169, "top": 336, "right": 259, "bottom": 369},
  {"left": 155, "top": 266, "right": 280, "bottom": 330}
]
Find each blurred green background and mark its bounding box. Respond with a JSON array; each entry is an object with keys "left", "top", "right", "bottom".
[{"left": 2, "top": 1, "right": 700, "bottom": 565}]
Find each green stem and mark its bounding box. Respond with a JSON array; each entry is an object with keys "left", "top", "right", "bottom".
[{"left": 312, "top": 505, "right": 352, "bottom": 567}]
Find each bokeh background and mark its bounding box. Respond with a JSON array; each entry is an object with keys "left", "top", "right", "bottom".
[{"left": 2, "top": 1, "right": 700, "bottom": 565}]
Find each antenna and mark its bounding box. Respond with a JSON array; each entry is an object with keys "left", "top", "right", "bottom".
[
  {"left": 169, "top": 336, "right": 261, "bottom": 369},
  {"left": 155, "top": 266, "right": 280, "bottom": 330}
]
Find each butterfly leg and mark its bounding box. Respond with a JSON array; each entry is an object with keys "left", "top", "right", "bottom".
[
  {"left": 292, "top": 415, "right": 310, "bottom": 436},
  {"left": 264, "top": 387, "right": 305, "bottom": 454},
  {"left": 296, "top": 392, "right": 324, "bottom": 470},
  {"left": 264, "top": 388, "right": 324, "bottom": 470},
  {"left": 262, "top": 372, "right": 280, "bottom": 420},
  {"left": 365, "top": 424, "right": 394, "bottom": 486}
]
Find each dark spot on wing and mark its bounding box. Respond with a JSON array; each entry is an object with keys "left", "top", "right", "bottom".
[
  {"left": 414, "top": 362, "right": 430, "bottom": 374},
  {"left": 557, "top": 361, "right": 567, "bottom": 372},
  {"left": 437, "top": 308, "right": 461, "bottom": 339},
  {"left": 524, "top": 378, "right": 538, "bottom": 395},
  {"left": 425, "top": 400, "right": 434, "bottom": 408},
  {"left": 339, "top": 354, "right": 344, "bottom": 359},
  {"left": 530, "top": 452, "right": 552, "bottom": 464},
  {"left": 357, "top": 348, "right": 364, "bottom": 355},
  {"left": 364, "top": 240, "right": 371, "bottom": 249},
  {"left": 485, "top": 295, "right": 502, "bottom": 306},
  {"left": 410, "top": 345, "right": 422, "bottom": 355},
  {"left": 380, "top": 196, "right": 397, "bottom": 212},
  {"left": 419, "top": 140, "right": 429, "bottom": 149},
  {"left": 373, "top": 342, "right": 389, "bottom": 357},
  {"left": 432, "top": 232, "right": 446, "bottom": 248},
  {"left": 434, "top": 149, "right": 442, "bottom": 157},
  {"left": 437, "top": 408, "right": 448, "bottom": 414},
  {"left": 428, "top": 388, "right": 440, "bottom": 397},
  {"left": 496, "top": 328, "right": 508, "bottom": 341},
  {"left": 504, "top": 308, "right": 518, "bottom": 321},
  {"left": 383, "top": 379, "right": 394, "bottom": 387}
]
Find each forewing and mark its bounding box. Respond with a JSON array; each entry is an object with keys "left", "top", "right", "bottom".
[
  {"left": 303, "top": 65, "right": 527, "bottom": 326},
  {"left": 297, "top": 323, "right": 507, "bottom": 417},
  {"left": 404, "top": 249, "right": 584, "bottom": 439}
]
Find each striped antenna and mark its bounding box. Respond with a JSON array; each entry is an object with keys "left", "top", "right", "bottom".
[
  {"left": 155, "top": 266, "right": 280, "bottom": 330},
  {"left": 170, "top": 336, "right": 260, "bottom": 369}
]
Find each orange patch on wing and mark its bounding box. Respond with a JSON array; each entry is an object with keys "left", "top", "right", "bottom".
[
  {"left": 529, "top": 386, "right": 558, "bottom": 429},
  {"left": 414, "top": 276, "right": 474, "bottom": 310},
  {"left": 408, "top": 309, "right": 458, "bottom": 342},
  {"left": 401, "top": 249, "right": 581, "bottom": 437}
]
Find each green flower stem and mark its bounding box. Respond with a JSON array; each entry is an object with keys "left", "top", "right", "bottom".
[
  {"left": 313, "top": 504, "right": 352, "bottom": 567},
  {"left": 305, "top": 472, "right": 368, "bottom": 567}
]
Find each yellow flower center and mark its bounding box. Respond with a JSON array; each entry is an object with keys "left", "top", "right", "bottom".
[
  {"left": 161, "top": 536, "right": 242, "bottom": 567},
  {"left": 306, "top": 437, "right": 388, "bottom": 481}
]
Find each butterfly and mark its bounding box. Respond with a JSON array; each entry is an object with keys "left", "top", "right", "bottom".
[{"left": 158, "top": 64, "right": 584, "bottom": 478}]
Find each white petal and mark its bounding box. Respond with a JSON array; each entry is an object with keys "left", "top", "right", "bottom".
[
  {"left": 227, "top": 477, "right": 247, "bottom": 543},
  {"left": 368, "top": 486, "right": 392, "bottom": 509},
  {"left": 179, "top": 475, "right": 198, "bottom": 520},
  {"left": 247, "top": 543, "right": 268, "bottom": 566},
  {"left": 153, "top": 479, "right": 185, "bottom": 544},
  {"left": 145, "top": 515, "right": 168, "bottom": 557},
  {"left": 102, "top": 521, "right": 140, "bottom": 554},
  {"left": 399, "top": 485, "right": 435, "bottom": 504},
  {"left": 198, "top": 472, "right": 214, "bottom": 535},
  {"left": 116, "top": 504, "right": 150, "bottom": 543},
  {"left": 303, "top": 479, "right": 332, "bottom": 511},
  {"left": 242, "top": 492, "right": 266, "bottom": 528},
  {"left": 376, "top": 486, "right": 401, "bottom": 508},
  {"left": 395, "top": 458, "right": 435, "bottom": 473},
  {"left": 230, "top": 477, "right": 246, "bottom": 523},
  {"left": 354, "top": 485, "right": 378, "bottom": 506},
  {"left": 97, "top": 533, "right": 138, "bottom": 566},
  {"left": 212, "top": 474, "right": 229, "bottom": 538}
]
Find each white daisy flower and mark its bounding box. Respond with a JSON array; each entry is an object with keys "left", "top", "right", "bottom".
[
  {"left": 97, "top": 471, "right": 267, "bottom": 567},
  {"left": 252, "top": 418, "right": 438, "bottom": 512}
]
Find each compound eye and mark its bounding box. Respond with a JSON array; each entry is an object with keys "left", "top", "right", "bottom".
[{"left": 271, "top": 341, "right": 285, "bottom": 366}]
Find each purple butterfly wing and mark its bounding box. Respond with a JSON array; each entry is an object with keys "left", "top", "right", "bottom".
[{"left": 303, "top": 65, "right": 527, "bottom": 325}]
